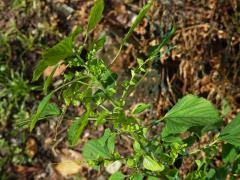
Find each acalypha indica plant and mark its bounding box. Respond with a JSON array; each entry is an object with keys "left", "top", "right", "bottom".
[{"left": 29, "top": 0, "right": 240, "bottom": 179}]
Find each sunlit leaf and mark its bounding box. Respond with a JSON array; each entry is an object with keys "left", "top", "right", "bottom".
[
  {"left": 162, "top": 94, "right": 220, "bottom": 138},
  {"left": 143, "top": 156, "right": 165, "bottom": 172}
]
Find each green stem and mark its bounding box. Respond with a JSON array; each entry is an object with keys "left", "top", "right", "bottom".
[
  {"left": 53, "top": 76, "right": 89, "bottom": 93},
  {"left": 189, "top": 139, "right": 219, "bottom": 155}
]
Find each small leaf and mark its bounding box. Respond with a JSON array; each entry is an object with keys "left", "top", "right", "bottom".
[
  {"left": 70, "top": 26, "right": 82, "bottom": 41},
  {"left": 222, "top": 144, "right": 237, "bottom": 163},
  {"left": 87, "top": 0, "right": 104, "bottom": 33},
  {"left": 162, "top": 94, "right": 220, "bottom": 137},
  {"left": 132, "top": 103, "right": 151, "bottom": 114},
  {"left": 221, "top": 99, "right": 231, "bottom": 116},
  {"left": 130, "top": 173, "right": 144, "bottom": 180},
  {"left": 133, "top": 141, "right": 141, "bottom": 153},
  {"left": 43, "top": 65, "right": 58, "bottom": 94},
  {"left": 121, "top": 2, "right": 152, "bottom": 46},
  {"left": 32, "top": 60, "right": 48, "bottom": 81},
  {"left": 109, "top": 172, "right": 125, "bottom": 180},
  {"left": 68, "top": 110, "right": 90, "bottom": 146},
  {"left": 89, "top": 35, "right": 106, "bottom": 51},
  {"left": 143, "top": 156, "right": 164, "bottom": 172},
  {"left": 206, "top": 168, "right": 216, "bottom": 179},
  {"left": 30, "top": 92, "right": 53, "bottom": 131},
  {"left": 219, "top": 113, "right": 240, "bottom": 146},
  {"left": 39, "top": 103, "right": 60, "bottom": 118},
  {"left": 149, "top": 25, "right": 176, "bottom": 58}
]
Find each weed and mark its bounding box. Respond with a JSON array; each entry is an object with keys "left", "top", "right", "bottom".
[{"left": 30, "top": 0, "right": 240, "bottom": 179}]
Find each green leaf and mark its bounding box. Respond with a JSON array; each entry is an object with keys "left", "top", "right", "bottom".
[
  {"left": 162, "top": 94, "right": 220, "bottom": 137},
  {"left": 221, "top": 99, "right": 231, "bottom": 116},
  {"left": 130, "top": 173, "right": 144, "bottom": 180},
  {"left": 219, "top": 113, "right": 240, "bottom": 146},
  {"left": 83, "top": 139, "right": 111, "bottom": 160},
  {"left": 133, "top": 141, "right": 141, "bottom": 153},
  {"left": 70, "top": 26, "right": 82, "bottom": 41},
  {"left": 68, "top": 110, "right": 90, "bottom": 146},
  {"left": 162, "top": 136, "right": 182, "bottom": 143},
  {"left": 147, "top": 176, "right": 159, "bottom": 180},
  {"left": 82, "top": 129, "right": 115, "bottom": 161},
  {"left": 149, "top": 25, "right": 176, "bottom": 58},
  {"left": 109, "top": 172, "right": 125, "bottom": 180},
  {"left": 107, "top": 132, "right": 116, "bottom": 154},
  {"left": 32, "top": 60, "right": 48, "bottom": 81},
  {"left": 43, "top": 36, "right": 74, "bottom": 66},
  {"left": 30, "top": 92, "right": 53, "bottom": 132},
  {"left": 87, "top": 0, "right": 104, "bottom": 33},
  {"left": 206, "top": 168, "right": 215, "bottom": 179},
  {"left": 43, "top": 65, "right": 58, "bottom": 94},
  {"left": 39, "top": 103, "right": 60, "bottom": 118},
  {"left": 89, "top": 35, "right": 106, "bottom": 51},
  {"left": 143, "top": 156, "right": 164, "bottom": 172},
  {"left": 33, "top": 28, "right": 81, "bottom": 81},
  {"left": 121, "top": 2, "right": 152, "bottom": 46},
  {"left": 222, "top": 144, "right": 237, "bottom": 163},
  {"left": 132, "top": 103, "right": 151, "bottom": 114}
]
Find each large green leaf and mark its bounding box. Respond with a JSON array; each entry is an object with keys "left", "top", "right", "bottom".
[
  {"left": 82, "top": 129, "right": 115, "bottom": 161},
  {"left": 143, "top": 156, "right": 165, "bottom": 172},
  {"left": 162, "top": 94, "right": 220, "bottom": 137},
  {"left": 30, "top": 92, "right": 53, "bottom": 131},
  {"left": 87, "top": 0, "right": 104, "bottom": 33},
  {"left": 219, "top": 113, "right": 240, "bottom": 146}
]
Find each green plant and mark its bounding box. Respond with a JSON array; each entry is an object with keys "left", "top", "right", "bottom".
[{"left": 30, "top": 0, "right": 240, "bottom": 179}]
